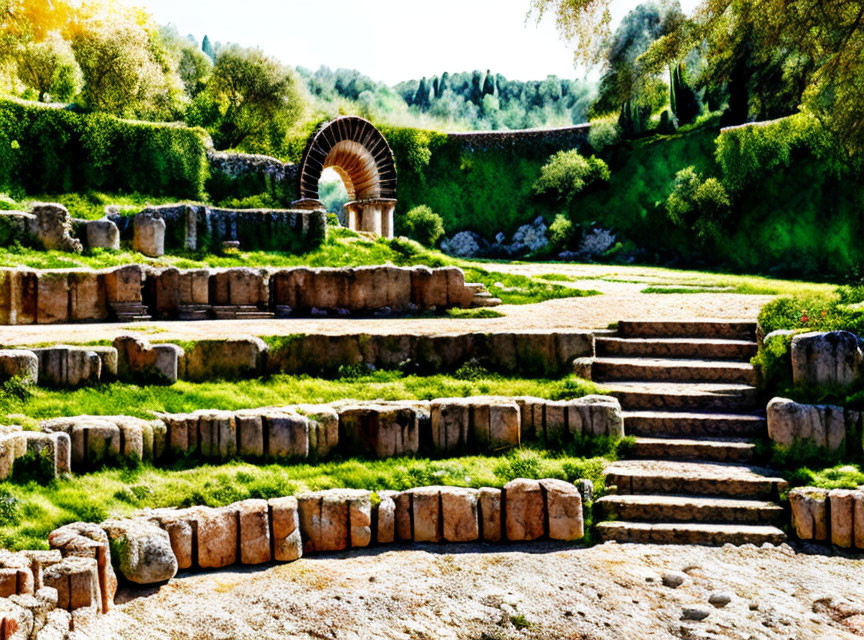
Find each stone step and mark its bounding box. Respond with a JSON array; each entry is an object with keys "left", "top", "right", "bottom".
[
  {"left": 235, "top": 312, "right": 275, "bottom": 319},
  {"left": 472, "top": 296, "right": 502, "bottom": 308},
  {"left": 630, "top": 436, "right": 757, "bottom": 462},
  {"left": 605, "top": 460, "right": 788, "bottom": 499},
  {"left": 594, "top": 357, "right": 757, "bottom": 385},
  {"left": 115, "top": 314, "right": 151, "bottom": 322},
  {"left": 595, "top": 521, "right": 786, "bottom": 546},
  {"left": 604, "top": 381, "right": 760, "bottom": 412},
  {"left": 623, "top": 411, "right": 766, "bottom": 438},
  {"left": 596, "top": 337, "right": 757, "bottom": 361},
  {"left": 617, "top": 321, "right": 757, "bottom": 341},
  {"left": 596, "top": 494, "right": 785, "bottom": 525}
]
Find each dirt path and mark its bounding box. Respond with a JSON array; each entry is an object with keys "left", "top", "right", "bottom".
[
  {"left": 0, "top": 263, "right": 777, "bottom": 346},
  {"left": 86, "top": 541, "right": 864, "bottom": 640}
]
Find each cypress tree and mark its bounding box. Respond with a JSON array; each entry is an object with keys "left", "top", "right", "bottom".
[
  {"left": 414, "top": 78, "right": 429, "bottom": 109},
  {"left": 439, "top": 71, "right": 450, "bottom": 94},
  {"left": 470, "top": 70, "right": 484, "bottom": 104},
  {"left": 202, "top": 35, "right": 215, "bottom": 62},
  {"left": 482, "top": 69, "right": 496, "bottom": 97},
  {"left": 670, "top": 63, "right": 700, "bottom": 125}
]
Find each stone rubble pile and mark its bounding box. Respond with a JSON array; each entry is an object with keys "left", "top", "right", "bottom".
[{"left": 13, "top": 395, "right": 622, "bottom": 479}]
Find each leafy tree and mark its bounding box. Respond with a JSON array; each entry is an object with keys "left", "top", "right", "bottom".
[
  {"left": 202, "top": 45, "right": 307, "bottom": 151},
  {"left": 533, "top": 150, "right": 610, "bottom": 200},
  {"left": 15, "top": 36, "right": 81, "bottom": 102},
  {"left": 665, "top": 166, "right": 731, "bottom": 242}
]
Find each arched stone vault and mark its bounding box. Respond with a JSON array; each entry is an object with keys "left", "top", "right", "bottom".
[{"left": 297, "top": 117, "right": 397, "bottom": 202}]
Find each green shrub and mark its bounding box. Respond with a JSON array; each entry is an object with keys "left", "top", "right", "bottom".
[
  {"left": 533, "top": 150, "right": 610, "bottom": 201},
  {"left": 401, "top": 205, "right": 445, "bottom": 247},
  {"left": 664, "top": 167, "right": 731, "bottom": 243},
  {"left": 548, "top": 213, "right": 574, "bottom": 252},
  {"left": 0, "top": 98, "right": 209, "bottom": 199},
  {"left": 587, "top": 117, "right": 621, "bottom": 153}
]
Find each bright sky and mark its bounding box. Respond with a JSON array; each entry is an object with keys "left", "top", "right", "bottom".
[{"left": 134, "top": 0, "right": 701, "bottom": 84}]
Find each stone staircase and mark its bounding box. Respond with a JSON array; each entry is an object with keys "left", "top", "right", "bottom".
[
  {"left": 465, "top": 282, "right": 502, "bottom": 308},
  {"left": 593, "top": 320, "right": 788, "bottom": 546}
]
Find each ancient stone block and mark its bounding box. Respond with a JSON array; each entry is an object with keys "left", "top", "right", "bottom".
[
  {"left": 43, "top": 557, "right": 99, "bottom": 612},
  {"left": 145, "top": 509, "right": 193, "bottom": 571},
  {"left": 789, "top": 487, "right": 829, "bottom": 541},
  {"left": 197, "top": 411, "right": 237, "bottom": 459},
  {"left": 567, "top": 395, "right": 624, "bottom": 438},
  {"left": 394, "top": 492, "right": 412, "bottom": 541},
  {"left": 829, "top": 489, "right": 856, "bottom": 549},
  {"left": 375, "top": 490, "right": 398, "bottom": 545},
  {"left": 31, "top": 203, "right": 82, "bottom": 253},
  {"left": 47, "top": 523, "right": 115, "bottom": 612},
  {"left": 297, "top": 491, "right": 348, "bottom": 553},
  {"left": 88, "top": 346, "right": 118, "bottom": 382},
  {"left": 192, "top": 506, "right": 238, "bottom": 569},
  {"left": 235, "top": 413, "right": 264, "bottom": 458},
  {"left": 265, "top": 412, "right": 308, "bottom": 459},
  {"left": 430, "top": 399, "right": 470, "bottom": 455},
  {"left": 132, "top": 211, "right": 166, "bottom": 258},
  {"left": 504, "top": 479, "right": 545, "bottom": 541},
  {"left": 269, "top": 497, "right": 302, "bottom": 562},
  {"left": 410, "top": 486, "right": 441, "bottom": 543},
  {"left": 0, "top": 350, "right": 38, "bottom": 385},
  {"left": 105, "top": 265, "right": 145, "bottom": 304},
  {"left": 101, "top": 519, "right": 177, "bottom": 584},
  {"left": 227, "top": 268, "right": 268, "bottom": 306},
  {"left": 767, "top": 398, "right": 846, "bottom": 452},
  {"left": 540, "top": 479, "right": 584, "bottom": 541},
  {"left": 440, "top": 487, "right": 479, "bottom": 543},
  {"left": 792, "top": 331, "right": 864, "bottom": 389},
  {"left": 0, "top": 269, "right": 37, "bottom": 325},
  {"left": 153, "top": 344, "right": 182, "bottom": 384},
  {"left": 182, "top": 337, "right": 268, "bottom": 381},
  {"left": 42, "top": 418, "right": 121, "bottom": 468},
  {"left": 544, "top": 401, "right": 568, "bottom": 444},
  {"left": 235, "top": 499, "right": 271, "bottom": 565},
  {"left": 68, "top": 272, "right": 107, "bottom": 322},
  {"left": 33, "top": 347, "right": 101, "bottom": 388},
  {"left": 85, "top": 219, "right": 119, "bottom": 251},
  {"left": 152, "top": 268, "right": 180, "bottom": 318},
  {"left": 163, "top": 414, "right": 199, "bottom": 456},
  {"left": 18, "top": 550, "right": 62, "bottom": 591},
  {"left": 338, "top": 403, "right": 420, "bottom": 458},
  {"left": 297, "top": 404, "right": 339, "bottom": 459},
  {"left": 177, "top": 269, "right": 211, "bottom": 305},
  {"left": 478, "top": 487, "right": 502, "bottom": 542},
  {"left": 36, "top": 274, "right": 69, "bottom": 324}
]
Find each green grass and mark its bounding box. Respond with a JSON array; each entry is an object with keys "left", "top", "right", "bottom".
[
  {"left": 0, "top": 371, "right": 602, "bottom": 423},
  {"left": 0, "top": 450, "right": 611, "bottom": 551},
  {"left": 784, "top": 464, "right": 864, "bottom": 490},
  {"left": 5, "top": 192, "right": 187, "bottom": 221},
  {"left": 445, "top": 308, "right": 505, "bottom": 319}
]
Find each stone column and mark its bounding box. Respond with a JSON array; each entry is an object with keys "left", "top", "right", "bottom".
[{"left": 343, "top": 199, "right": 397, "bottom": 238}]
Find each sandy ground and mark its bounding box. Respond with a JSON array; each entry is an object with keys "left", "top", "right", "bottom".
[
  {"left": 85, "top": 541, "right": 864, "bottom": 640},
  {"left": 0, "top": 263, "right": 775, "bottom": 346}
]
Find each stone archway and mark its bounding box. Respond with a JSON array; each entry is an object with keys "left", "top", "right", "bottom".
[{"left": 294, "top": 117, "right": 397, "bottom": 237}]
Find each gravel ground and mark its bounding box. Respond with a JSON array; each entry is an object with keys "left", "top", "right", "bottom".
[
  {"left": 85, "top": 542, "right": 864, "bottom": 640},
  {"left": 0, "top": 264, "right": 775, "bottom": 346}
]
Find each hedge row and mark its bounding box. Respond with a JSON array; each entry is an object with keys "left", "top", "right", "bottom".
[{"left": 0, "top": 98, "right": 210, "bottom": 200}]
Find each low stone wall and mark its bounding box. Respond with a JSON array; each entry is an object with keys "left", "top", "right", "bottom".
[
  {"left": 0, "top": 265, "right": 479, "bottom": 325},
  {"left": 27, "top": 395, "right": 622, "bottom": 477},
  {"left": 109, "top": 204, "right": 326, "bottom": 256},
  {"left": 789, "top": 487, "right": 864, "bottom": 550},
  {"left": 766, "top": 398, "right": 863, "bottom": 456},
  {"left": 0, "top": 476, "right": 587, "bottom": 633}
]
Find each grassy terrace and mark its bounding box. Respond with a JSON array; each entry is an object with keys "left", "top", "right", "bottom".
[{"left": 0, "top": 370, "right": 600, "bottom": 425}]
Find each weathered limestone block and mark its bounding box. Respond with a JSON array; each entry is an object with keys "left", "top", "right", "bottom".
[
  {"left": 23, "top": 432, "right": 69, "bottom": 480},
  {"left": 191, "top": 506, "right": 238, "bottom": 569},
  {"left": 113, "top": 336, "right": 178, "bottom": 385},
  {"left": 394, "top": 491, "right": 412, "bottom": 542},
  {"left": 855, "top": 492, "right": 864, "bottom": 550},
  {"left": 152, "top": 268, "right": 180, "bottom": 318},
  {"left": 789, "top": 487, "right": 829, "bottom": 541},
  {"left": 36, "top": 274, "right": 69, "bottom": 324},
  {"left": 0, "top": 551, "right": 34, "bottom": 597},
  {"left": 31, "top": 204, "right": 82, "bottom": 253},
  {"left": 153, "top": 344, "right": 182, "bottom": 385},
  {"left": 297, "top": 489, "right": 372, "bottom": 552},
  {"left": 440, "top": 487, "right": 479, "bottom": 543},
  {"left": 479, "top": 487, "right": 502, "bottom": 542},
  {"left": 430, "top": 399, "right": 470, "bottom": 455},
  {"left": 410, "top": 267, "right": 449, "bottom": 309},
  {"left": 34, "top": 607, "right": 70, "bottom": 640},
  {"left": 374, "top": 490, "right": 398, "bottom": 545},
  {"left": 0, "top": 269, "right": 37, "bottom": 325},
  {"left": 88, "top": 346, "right": 117, "bottom": 382},
  {"left": 182, "top": 337, "right": 268, "bottom": 381},
  {"left": 269, "top": 497, "right": 302, "bottom": 562},
  {"left": 444, "top": 267, "right": 474, "bottom": 308},
  {"left": 162, "top": 413, "right": 199, "bottom": 456},
  {"left": 0, "top": 350, "right": 38, "bottom": 385},
  {"left": 410, "top": 486, "right": 442, "bottom": 543},
  {"left": 85, "top": 219, "right": 119, "bottom": 251},
  {"left": 544, "top": 401, "right": 568, "bottom": 443},
  {"left": 296, "top": 404, "right": 339, "bottom": 459},
  {"left": 105, "top": 265, "right": 145, "bottom": 304},
  {"left": 233, "top": 499, "right": 271, "bottom": 565},
  {"left": 540, "top": 479, "right": 584, "bottom": 541},
  {"left": 197, "top": 411, "right": 237, "bottom": 459},
  {"left": 41, "top": 417, "right": 121, "bottom": 468},
  {"left": 791, "top": 331, "right": 864, "bottom": 389},
  {"left": 144, "top": 509, "right": 193, "bottom": 570},
  {"left": 227, "top": 268, "right": 268, "bottom": 306},
  {"left": 33, "top": 347, "right": 101, "bottom": 388},
  {"left": 234, "top": 412, "right": 264, "bottom": 458},
  {"left": 469, "top": 399, "right": 520, "bottom": 451},
  {"left": 9, "top": 587, "right": 58, "bottom": 638},
  {"left": 177, "top": 269, "right": 211, "bottom": 305},
  {"left": 42, "top": 557, "right": 99, "bottom": 612},
  {"left": 18, "top": 550, "right": 62, "bottom": 591},
  {"left": 338, "top": 403, "right": 419, "bottom": 458},
  {"left": 829, "top": 489, "right": 856, "bottom": 549},
  {"left": 132, "top": 211, "right": 166, "bottom": 258},
  {"left": 100, "top": 519, "right": 177, "bottom": 584},
  {"left": 767, "top": 398, "right": 846, "bottom": 452},
  {"left": 567, "top": 395, "right": 625, "bottom": 439},
  {"left": 504, "top": 479, "right": 545, "bottom": 541},
  {"left": 67, "top": 272, "right": 107, "bottom": 322},
  {"left": 514, "top": 397, "right": 545, "bottom": 442},
  {"left": 264, "top": 412, "right": 308, "bottom": 459},
  {"left": 0, "top": 596, "right": 34, "bottom": 640},
  {"left": 47, "top": 523, "right": 115, "bottom": 612}
]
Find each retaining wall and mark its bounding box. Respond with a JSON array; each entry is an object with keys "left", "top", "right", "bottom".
[
  {"left": 766, "top": 397, "right": 864, "bottom": 457},
  {"left": 0, "top": 477, "right": 588, "bottom": 634},
  {"left": 0, "top": 265, "right": 478, "bottom": 325},
  {"left": 789, "top": 487, "right": 864, "bottom": 550},
  {"left": 16, "top": 395, "right": 622, "bottom": 478}
]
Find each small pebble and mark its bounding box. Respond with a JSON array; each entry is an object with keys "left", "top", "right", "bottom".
[
  {"left": 662, "top": 571, "right": 688, "bottom": 588},
  {"left": 708, "top": 592, "right": 733, "bottom": 608},
  {"left": 681, "top": 606, "right": 711, "bottom": 621}
]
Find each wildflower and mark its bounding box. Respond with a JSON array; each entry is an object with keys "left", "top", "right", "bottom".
[{"left": 801, "top": 314, "right": 809, "bottom": 323}]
